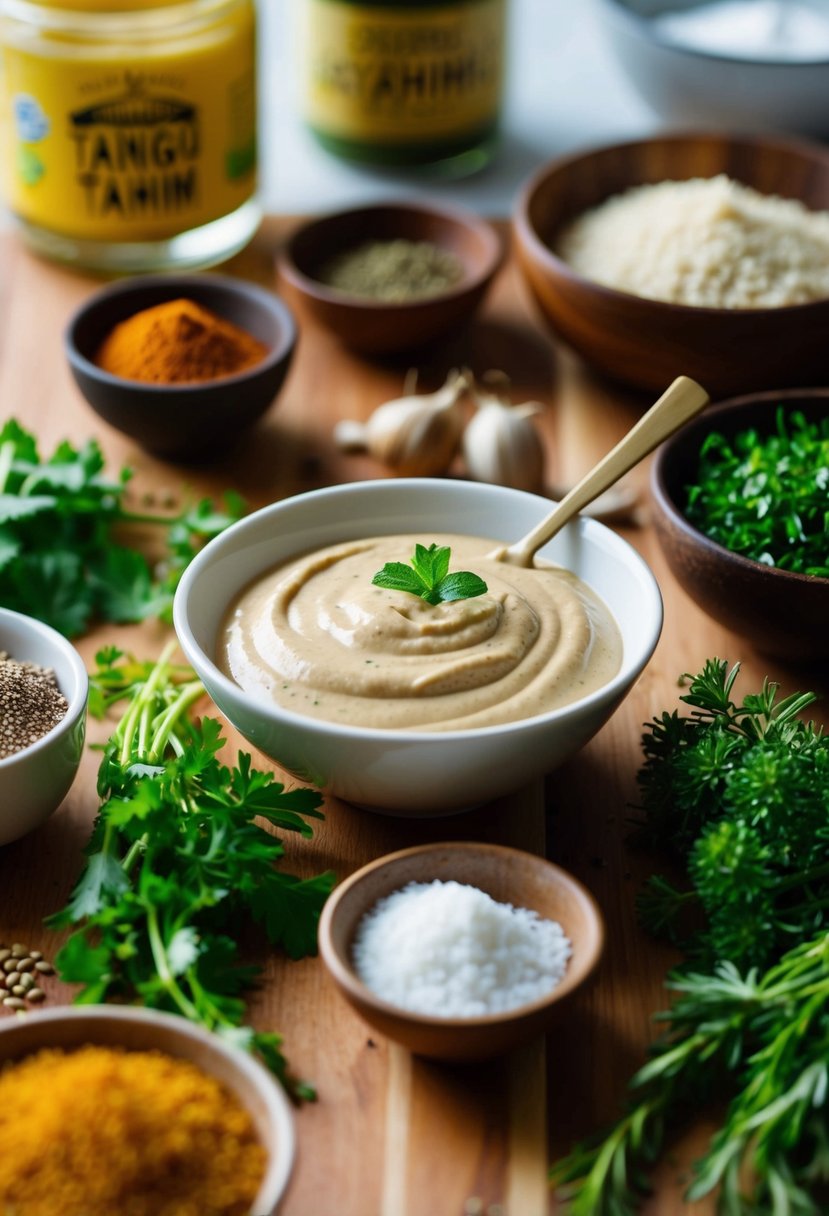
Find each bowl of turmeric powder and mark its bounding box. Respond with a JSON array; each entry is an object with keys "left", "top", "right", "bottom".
[
  {"left": 65, "top": 274, "right": 297, "bottom": 460},
  {"left": 0, "top": 1004, "right": 296, "bottom": 1216}
]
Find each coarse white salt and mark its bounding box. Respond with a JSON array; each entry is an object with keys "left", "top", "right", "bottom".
[{"left": 352, "top": 879, "right": 572, "bottom": 1018}]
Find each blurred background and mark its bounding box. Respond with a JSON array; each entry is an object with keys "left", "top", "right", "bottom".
[{"left": 260, "top": 0, "right": 657, "bottom": 216}]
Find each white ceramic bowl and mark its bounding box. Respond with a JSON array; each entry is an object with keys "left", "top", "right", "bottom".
[
  {"left": 598, "top": 0, "right": 829, "bottom": 136},
  {"left": 173, "top": 479, "right": 662, "bottom": 816},
  {"left": 0, "top": 608, "right": 88, "bottom": 845},
  {"left": 0, "top": 1005, "right": 295, "bottom": 1215}
]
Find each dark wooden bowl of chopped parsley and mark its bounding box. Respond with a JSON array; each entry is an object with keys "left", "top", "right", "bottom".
[{"left": 651, "top": 389, "right": 829, "bottom": 659}]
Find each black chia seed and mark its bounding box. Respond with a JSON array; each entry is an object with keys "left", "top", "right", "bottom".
[{"left": 0, "top": 651, "right": 68, "bottom": 760}]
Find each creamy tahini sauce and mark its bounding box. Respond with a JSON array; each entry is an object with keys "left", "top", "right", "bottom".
[{"left": 220, "top": 534, "right": 622, "bottom": 732}]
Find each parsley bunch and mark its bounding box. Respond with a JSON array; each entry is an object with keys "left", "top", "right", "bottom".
[
  {"left": 552, "top": 661, "right": 829, "bottom": 1214},
  {"left": 48, "top": 645, "right": 336, "bottom": 1097},
  {"left": 0, "top": 419, "right": 244, "bottom": 637},
  {"left": 685, "top": 409, "right": 829, "bottom": 576}
]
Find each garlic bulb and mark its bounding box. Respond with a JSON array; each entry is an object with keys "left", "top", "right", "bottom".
[
  {"left": 334, "top": 369, "right": 467, "bottom": 476},
  {"left": 462, "top": 390, "right": 546, "bottom": 493}
]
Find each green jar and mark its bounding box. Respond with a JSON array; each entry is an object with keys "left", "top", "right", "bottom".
[{"left": 301, "top": 0, "right": 506, "bottom": 174}]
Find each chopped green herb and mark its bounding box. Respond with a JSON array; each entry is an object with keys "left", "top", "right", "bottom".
[
  {"left": 552, "top": 659, "right": 829, "bottom": 1214},
  {"left": 684, "top": 408, "right": 829, "bottom": 576},
  {"left": 0, "top": 419, "right": 244, "bottom": 637},
  {"left": 371, "top": 542, "right": 487, "bottom": 606},
  {"left": 48, "top": 644, "right": 336, "bottom": 1098}
]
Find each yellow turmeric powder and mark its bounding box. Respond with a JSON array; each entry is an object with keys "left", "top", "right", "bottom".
[
  {"left": 94, "top": 297, "right": 268, "bottom": 384},
  {"left": 0, "top": 1044, "right": 267, "bottom": 1216}
]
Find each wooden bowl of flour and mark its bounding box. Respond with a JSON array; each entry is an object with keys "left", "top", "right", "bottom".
[
  {"left": 513, "top": 132, "right": 829, "bottom": 396},
  {"left": 318, "top": 842, "right": 604, "bottom": 1061}
]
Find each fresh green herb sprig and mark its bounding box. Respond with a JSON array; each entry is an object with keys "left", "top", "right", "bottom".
[
  {"left": 0, "top": 419, "right": 244, "bottom": 637},
  {"left": 48, "top": 644, "right": 336, "bottom": 1098},
  {"left": 635, "top": 659, "right": 828, "bottom": 971},
  {"left": 685, "top": 408, "right": 829, "bottom": 576},
  {"left": 372, "top": 542, "right": 487, "bottom": 605},
  {"left": 552, "top": 934, "right": 829, "bottom": 1216},
  {"left": 552, "top": 660, "right": 829, "bottom": 1214}
]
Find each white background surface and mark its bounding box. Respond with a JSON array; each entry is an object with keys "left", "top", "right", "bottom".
[{"left": 258, "top": 0, "right": 659, "bottom": 218}]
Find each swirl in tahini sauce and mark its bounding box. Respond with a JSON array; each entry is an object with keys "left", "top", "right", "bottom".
[{"left": 220, "top": 534, "right": 623, "bottom": 732}]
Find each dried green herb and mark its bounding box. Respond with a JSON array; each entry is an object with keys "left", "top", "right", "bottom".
[{"left": 317, "top": 239, "right": 463, "bottom": 302}]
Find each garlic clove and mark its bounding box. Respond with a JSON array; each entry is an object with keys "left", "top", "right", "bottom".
[
  {"left": 462, "top": 398, "right": 546, "bottom": 493},
  {"left": 334, "top": 369, "right": 468, "bottom": 476},
  {"left": 333, "top": 419, "right": 370, "bottom": 452}
]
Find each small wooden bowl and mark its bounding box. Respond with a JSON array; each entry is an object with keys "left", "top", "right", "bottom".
[
  {"left": 651, "top": 389, "right": 829, "bottom": 659},
  {"left": 277, "top": 201, "right": 503, "bottom": 354},
  {"left": 0, "top": 1005, "right": 295, "bottom": 1215},
  {"left": 513, "top": 132, "right": 829, "bottom": 396},
  {"left": 318, "top": 842, "right": 604, "bottom": 1061},
  {"left": 65, "top": 273, "right": 297, "bottom": 461}
]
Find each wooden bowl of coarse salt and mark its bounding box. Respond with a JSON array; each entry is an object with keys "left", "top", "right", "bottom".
[
  {"left": 513, "top": 131, "right": 829, "bottom": 397},
  {"left": 317, "top": 842, "right": 604, "bottom": 1061}
]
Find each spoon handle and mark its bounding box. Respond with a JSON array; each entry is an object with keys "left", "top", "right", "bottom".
[{"left": 498, "top": 375, "right": 709, "bottom": 567}]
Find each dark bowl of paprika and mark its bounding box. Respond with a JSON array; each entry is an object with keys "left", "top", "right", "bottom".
[{"left": 64, "top": 273, "right": 297, "bottom": 461}]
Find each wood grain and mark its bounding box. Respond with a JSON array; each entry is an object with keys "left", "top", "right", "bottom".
[{"left": 0, "top": 219, "right": 825, "bottom": 1216}]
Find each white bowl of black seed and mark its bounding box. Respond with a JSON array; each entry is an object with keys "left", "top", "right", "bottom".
[{"left": 0, "top": 608, "right": 88, "bottom": 846}]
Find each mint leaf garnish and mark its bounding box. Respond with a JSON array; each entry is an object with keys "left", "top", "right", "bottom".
[{"left": 372, "top": 542, "right": 487, "bottom": 606}]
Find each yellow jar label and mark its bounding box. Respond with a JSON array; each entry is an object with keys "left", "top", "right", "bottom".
[
  {"left": 304, "top": 0, "right": 505, "bottom": 145},
  {"left": 0, "top": 3, "right": 256, "bottom": 241}
]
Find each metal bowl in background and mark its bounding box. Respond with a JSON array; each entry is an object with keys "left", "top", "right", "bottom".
[{"left": 596, "top": 0, "right": 829, "bottom": 137}]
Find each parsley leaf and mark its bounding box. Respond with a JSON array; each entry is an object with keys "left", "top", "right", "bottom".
[
  {"left": 0, "top": 420, "right": 244, "bottom": 637},
  {"left": 372, "top": 542, "right": 488, "bottom": 606}
]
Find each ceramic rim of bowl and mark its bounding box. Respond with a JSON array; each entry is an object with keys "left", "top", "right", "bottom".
[
  {"left": 0, "top": 607, "right": 88, "bottom": 769},
  {"left": 598, "top": 0, "right": 829, "bottom": 67}
]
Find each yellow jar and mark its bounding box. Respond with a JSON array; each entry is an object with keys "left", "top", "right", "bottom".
[{"left": 0, "top": 0, "right": 258, "bottom": 271}]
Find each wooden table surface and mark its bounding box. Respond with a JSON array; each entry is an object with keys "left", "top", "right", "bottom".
[{"left": 1, "top": 218, "right": 824, "bottom": 1216}]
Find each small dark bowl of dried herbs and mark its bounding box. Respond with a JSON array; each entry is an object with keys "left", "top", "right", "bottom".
[
  {"left": 651, "top": 389, "right": 829, "bottom": 659},
  {"left": 277, "top": 201, "right": 504, "bottom": 355}
]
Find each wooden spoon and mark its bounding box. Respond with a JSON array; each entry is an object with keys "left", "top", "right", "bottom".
[{"left": 492, "top": 375, "right": 710, "bottom": 567}]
